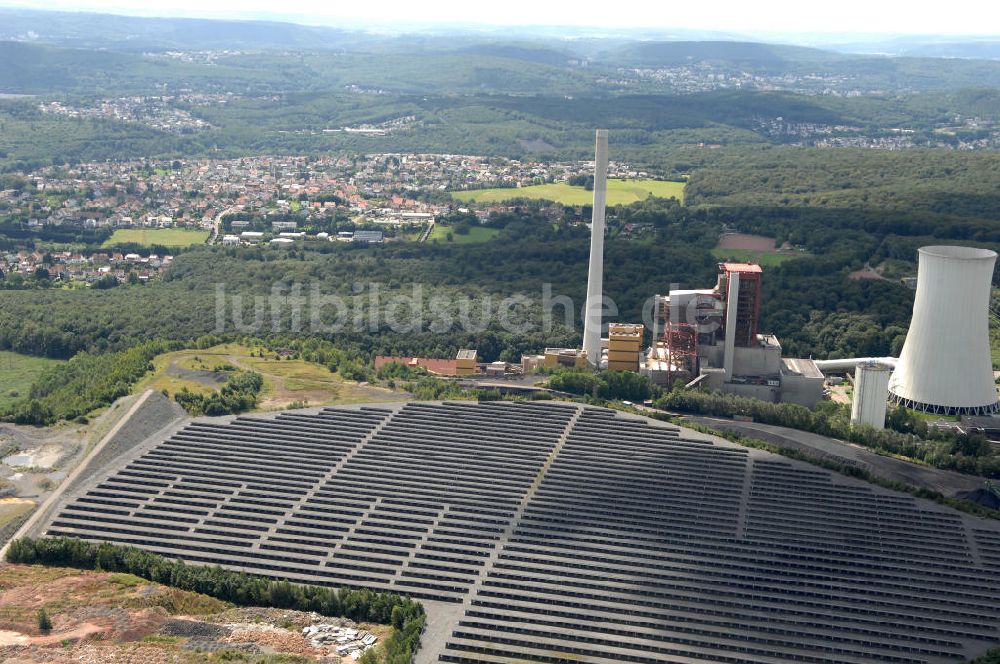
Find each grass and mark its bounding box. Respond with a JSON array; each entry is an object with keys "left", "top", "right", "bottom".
[
  {"left": 710, "top": 247, "right": 810, "bottom": 267},
  {"left": 102, "top": 228, "right": 210, "bottom": 248},
  {"left": 0, "top": 351, "right": 64, "bottom": 411},
  {"left": 135, "top": 343, "right": 406, "bottom": 411},
  {"left": 427, "top": 225, "right": 501, "bottom": 244},
  {"left": 451, "top": 179, "right": 685, "bottom": 206},
  {"left": 0, "top": 563, "right": 229, "bottom": 627},
  {"left": 0, "top": 498, "right": 35, "bottom": 529}
]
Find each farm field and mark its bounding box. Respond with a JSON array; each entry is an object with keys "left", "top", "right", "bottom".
[
  {"left": 134, "top": 343, "right": 408, "bottom": 410},
  {"left": 712, "top": 232, "right": 810, "bottom": 267},
  {"left": 102, "top": 228, "right": 210, "bottom": 248},
  {"left": 427, "top": 225, "right": 501, "bottom": 244},
  {"left": 451, "top": 179, "right": 685, "bottom": 206},
  {"left": 0, "top": 351, "right": 64, "bottom": 412}
]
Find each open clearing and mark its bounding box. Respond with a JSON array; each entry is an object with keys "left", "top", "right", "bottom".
[
  {"left": 0, "top": 563, "right": 388, "bottom": 661},
  {"left": 0, "top": 351, "right": 64, "bottom": 412},
  {"left": 712, "top": 232, "right": 810, "bottom": 267},
  {"left": 427, "top": 225, "right": 501, "bottom": 244},
  {"left": 102, "top": 228, "right": 210, "bottom": 248},
  {"left": 0, "top": 498, "right": 34, "bottom": 530},
  {"left": 451, "top": 179, "right": 685, "bottom": 206},
  {"left": 135, "top": 343, "right": 408, "bottom": 411}
]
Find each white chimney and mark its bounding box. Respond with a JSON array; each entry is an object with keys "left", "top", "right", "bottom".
[{"left": 582, "top": 129, "right": 609, "bottom": 368}]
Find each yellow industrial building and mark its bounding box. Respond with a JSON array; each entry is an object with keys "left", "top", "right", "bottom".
[
  {"left": 456, "top": 349, "right": 479, "bottom": 376},
  {"left": 607, "top": 323, "right": 644, "bottom": 372},
  {"left": 543, "top": 348, "right": 588, "bottom": 369}
]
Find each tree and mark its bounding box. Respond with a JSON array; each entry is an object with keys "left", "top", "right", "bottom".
[{"left": 37, "top": 608, "right": 52, "bottom": 633}]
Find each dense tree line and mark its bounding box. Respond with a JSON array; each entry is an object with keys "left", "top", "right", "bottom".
[
  {"left": 0, "top": 340, "right": 180, "bottom": 425},
  {"left": 657, "top": 389, "right": 1000, "bottom": 477},
  {"left": 6, "top": 537, "right": 426, "bottom": 664},
  {"left": 547, "top": 369, "right": 653, "bottom": 402}
]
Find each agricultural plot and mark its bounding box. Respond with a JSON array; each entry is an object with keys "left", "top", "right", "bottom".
[
  {"left": 102, "top": 228, "right": 210, "bottom": 248},
  {"left": 452, "top": 178, "right": 685, "bottom": 206}
]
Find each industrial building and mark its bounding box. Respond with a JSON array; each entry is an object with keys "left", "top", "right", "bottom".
[
  {"left": 852, "top": 360, "right": 892, "bottom": 429},
  {"left": 889, "top": 245, "right": 1000, "bottom": 415},
  {"left": 41, "top": 401, "right": 1000, "bottom": 663},
  {"left": 455, "top": 349, "right": 479, "bottom": 376},
  {"left": 645, "top": 262, "right": 824, "bottom": 407},
  {"left": 374, "top": 349, "right": 480, "bottom": 377},
  {"left": 541, "top": 347, "right": 588, "bottom": 369},
  {"left": 606, "top": 323, "right": 643, "bottom": 372}
]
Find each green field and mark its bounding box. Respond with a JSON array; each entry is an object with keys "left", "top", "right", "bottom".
[
  {"left": 451, "top": 179, "right": 685, "bottom": 206},
  {"left": 103, "top": 228, "right": 210, "bottom": 248},
  {"left": 710, "top": 247, "right": 809, "bottom": 267},
  {"left": 427, "top": 225, "right": 502, "bottom": 244},
  {"left": 0, "top": 351, "right": 64, "bottom": 411}
]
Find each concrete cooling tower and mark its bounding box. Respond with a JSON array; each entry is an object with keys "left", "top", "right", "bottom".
[{"left": 888, "top": 245, "right": 999, "bottom": 415}]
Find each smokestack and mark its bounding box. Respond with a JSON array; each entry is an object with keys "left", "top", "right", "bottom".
[{"left": 582, "top": 129, "right": 609, "bottom": 367}]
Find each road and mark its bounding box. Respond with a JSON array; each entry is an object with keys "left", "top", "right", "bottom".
[
  {"left": 683, "top": 415, "right": 986, "bottom": 497},
  {"left": 208, "top": 206, "right": 238, "bottom": 245}
]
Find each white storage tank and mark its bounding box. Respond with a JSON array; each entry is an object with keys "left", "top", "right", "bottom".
[
  {"left": 888, "top": 246, "right": 999, "bottom": 415},
  {"left": 852, "top": 361, "right": 891, "bottom": 429}
]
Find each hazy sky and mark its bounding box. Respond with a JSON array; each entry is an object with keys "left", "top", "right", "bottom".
[{"left": 3, "top": 0, "right": 1000, "bottom": 36}]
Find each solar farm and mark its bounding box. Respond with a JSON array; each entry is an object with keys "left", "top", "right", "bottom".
[{"left": 43, "top": 401, "right": 1000, "bottom": 663}]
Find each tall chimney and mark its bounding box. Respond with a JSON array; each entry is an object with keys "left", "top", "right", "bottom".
[{"left": 582, "top": 129, "right": 609, "bottom": 368}]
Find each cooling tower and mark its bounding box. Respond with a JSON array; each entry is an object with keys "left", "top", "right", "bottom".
[
  {"left": 852, "top": 361, "right": 891, "bottom": 429},
  {"left": 888, "top": 245, "right": 999, "bottom": 415}
]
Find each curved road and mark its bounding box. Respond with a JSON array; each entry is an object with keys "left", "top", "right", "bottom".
[{"left": 683, "top": 415, "right": 986, "bottom": 497}]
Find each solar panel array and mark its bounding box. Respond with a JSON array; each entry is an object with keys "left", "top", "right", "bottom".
[{"left": 47, "top": 401, "right": 1000, "bottom": 663}]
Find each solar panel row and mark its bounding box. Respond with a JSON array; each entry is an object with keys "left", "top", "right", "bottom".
[{"left": 45, "top": 401, "right": 1000, "bottom": 663}]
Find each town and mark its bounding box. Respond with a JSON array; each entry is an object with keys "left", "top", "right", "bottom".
[{"left": 0, "top": 152, "right": 649, "bottom": 284}]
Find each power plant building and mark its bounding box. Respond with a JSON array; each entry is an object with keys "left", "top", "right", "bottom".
[
  {"left": 852, "top": 361, "right": 892, "bottom": 429},
  {"left": 889, "top": 245, "right": 999, "bottom": 415},
  {"left": 606, "top": 323, "right": 643, "bottom": 372},
  {"left": 455, "top": 349, "right": 479, "bottom": 376},
  {"left": 645, "top": 262, "right": 824, "bottom": 407}
]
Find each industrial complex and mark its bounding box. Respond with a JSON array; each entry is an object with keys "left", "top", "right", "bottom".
[{"left": 645, "top": 261, "right": 825, "bottom": 407}]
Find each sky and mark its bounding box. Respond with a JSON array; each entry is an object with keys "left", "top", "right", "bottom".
[{"left": 2, "top": 0, "right": 1000, "bottom": 36}]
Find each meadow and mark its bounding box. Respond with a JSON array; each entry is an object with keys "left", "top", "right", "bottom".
[
  {"left": 451, "top": 179, "right": 685, "bottom": 206},
  {"left": 0, "top": 351, "right": 64, "bottom": 411},
  {"left": 711, "top": 233, "right": 810, "bottom": 267},
  {"left": 427, "top": 225, "right": 501, "bottom": 244},
  {"left": 102, "top": 228, "right": 210, "bottom": 248},
  {"left": 134, "top": 343, "right": 406, "bottom": 410},
  {"left": 710, "top": 247, "right": 809, "bottom": 267}
]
